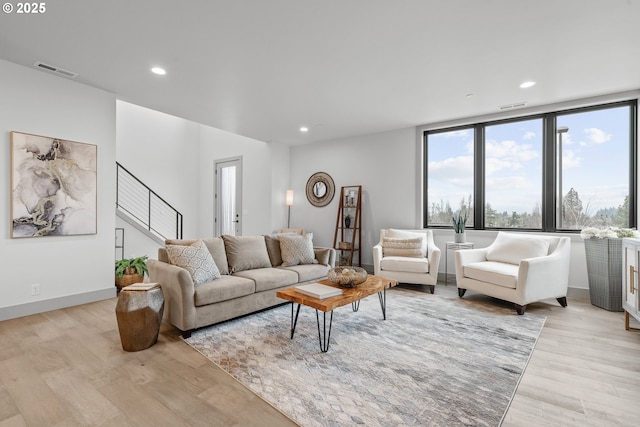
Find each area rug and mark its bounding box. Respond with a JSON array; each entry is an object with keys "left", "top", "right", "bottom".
[{"left": 184, "top": 287, "right": 545, "bottom": 427}]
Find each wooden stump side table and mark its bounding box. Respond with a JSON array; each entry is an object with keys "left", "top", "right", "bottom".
[{"left": 115, "top": 284, "right": 164, "bottom": 352}]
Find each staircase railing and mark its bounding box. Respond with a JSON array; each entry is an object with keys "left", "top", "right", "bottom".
[{"left": 116, "top": 162, "right": 183, "bottom": 240}]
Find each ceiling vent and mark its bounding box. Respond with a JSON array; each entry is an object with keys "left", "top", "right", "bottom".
[
  {"left": 499, "top": 101, "right": 527, "bottom": 111},
  {"left": 34, "top": 61, "right": 78, "bottom": 79}
]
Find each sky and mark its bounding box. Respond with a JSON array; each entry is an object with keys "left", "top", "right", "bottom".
[{"left": 427, "top": 104, "right": 631, "bottom": 217}]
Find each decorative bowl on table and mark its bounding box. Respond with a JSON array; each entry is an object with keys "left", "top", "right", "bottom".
[{"left": 327, "top": 266, "right": 368, "bottom": 288}]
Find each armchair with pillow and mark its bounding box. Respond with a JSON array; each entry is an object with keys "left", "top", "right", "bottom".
[
  {"left": 455, "top": 231, "right": 571, "bottom": 314},
  {"left": 373, "top": 229, "right": 441, "bottom": 293}
]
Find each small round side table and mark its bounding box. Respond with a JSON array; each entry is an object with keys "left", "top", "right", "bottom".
[{"left": 115, "top": 285, "right": 164, "bottom": 352}]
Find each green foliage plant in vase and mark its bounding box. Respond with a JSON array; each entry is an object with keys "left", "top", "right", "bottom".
[
  {"left": 452, "top": 209, "right": 467, "bottom": 243},
  {"left": 115, "top": 255, "right": 148, "bottom": 290}
]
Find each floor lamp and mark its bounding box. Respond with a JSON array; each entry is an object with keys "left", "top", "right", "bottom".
[{"left": 286, "top": 190, "right": 294, "bottom": 228}]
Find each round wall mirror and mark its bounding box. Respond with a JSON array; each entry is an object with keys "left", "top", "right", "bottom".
[{"left": 306, "top": 172, "right": 335, "bottom": 207}]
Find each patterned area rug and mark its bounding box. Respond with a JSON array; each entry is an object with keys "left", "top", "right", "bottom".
[{"left": 184, "top": 287, "right": 545, "bottom": 427}]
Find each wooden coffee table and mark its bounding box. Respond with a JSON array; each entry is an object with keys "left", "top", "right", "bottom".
[{"left": 276, "top": 275, "right": 397, "bottom": 352}]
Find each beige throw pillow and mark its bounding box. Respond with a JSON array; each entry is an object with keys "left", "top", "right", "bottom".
[
  {"left": 166, "top": 240, "right": 220, "bottom": 285},
  {"left": 387, "top": 229, "right": 427, "bottom": 257},
  {"left": 223, "top": 235, "right": 272, "bottom": 273},
  {"left": 382, "top": 237, "right": 424, "bottom": 258},
  {"left": 279, "top": 233, "right": 318, "bottom": 267}
]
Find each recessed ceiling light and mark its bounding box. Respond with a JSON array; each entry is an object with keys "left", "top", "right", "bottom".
[
  {"left": 520, "top": 81, "right": 536, "bottom": 88},
  {"left": 299, "top": 126, "right": 309, "bottom": 133},
  {"left": 466, "top": 93, "right": 474, "bottom": 98},
  {"left": 151, "top": 67, "right": 166, "bottom": 75}
]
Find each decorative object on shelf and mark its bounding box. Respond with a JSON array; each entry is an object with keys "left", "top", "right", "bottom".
[
  {"left": 305, "top": 172, "right": 335, "bottom": 207},
  {"left": 581, "top": 226, "right": 640, "bottom": 311},
  {"left": 115, "top": 255, "right": 149, "bottom": 291},
  {"left": 452, "top": 208, "right": 468, "bottom": 243},
  {"left": 10, "top": 131, "right": 97, "bottom": 238},
  {"left": 327, "top": 266, "right": 368, "bottom": 287},
  {"left": 344, "top": 213, "right": 352, "bottom": 228},
  {"left": 285, "top": 190, "right": 294, "bottom": 228}
]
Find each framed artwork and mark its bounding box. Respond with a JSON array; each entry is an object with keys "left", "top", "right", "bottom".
[{"left": 10, "top": 131, "right": 97, "bottom": 238}]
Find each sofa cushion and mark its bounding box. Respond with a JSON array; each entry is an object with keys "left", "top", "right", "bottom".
[
  {"left": 166, "top": 240, "right": 221, "bottom": 285},
  {"left": 223, "top": 235, "right": 272, "bottom": 273},
  {"left": 486, "top": 233, "right": 550, "bottom": 265},
  {"left": 279, "top": 233, "right": 318, "bottom": 267},
  {"left": 194, "top": 275, "right": 256, "bottom": 306},
  {"left": 264, "top": 233, "right": 299, "bottom": 267},
  {"left": 234, "top": 267, "right": 299, "bottom": 292},
  {"left": 382, "top": 237, "right": 423, "bottom": 258},
  {"left": 380, "top": 256, "right": 429, "bottom": 273},
  {"left": 280, "top": 264, "right": 331, "bottom": 282},
  {"left": 463, "top": 261, "right": 519, "bottom": 289},
  {"left": 165, "top": 237, "right": 229, "bottom": 275},
  {"left": 314, "top": 248, "right": 332, "bottom": 266},
  {"left": 387, "top": 229, "right": 427, "bottom": 257}
]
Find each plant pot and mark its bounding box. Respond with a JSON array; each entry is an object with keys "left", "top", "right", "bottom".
[
  {"left": 584, "top": 238, "right": 623, "bottom": 311},
  {"left": 116, "top": 273, "right": 144, "bottom": 290},
  {"left": 454, "top": 232, "right": 466, "bottom": 243}
]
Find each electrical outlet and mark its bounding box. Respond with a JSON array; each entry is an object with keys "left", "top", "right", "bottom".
[{"left": 31, "top": 283, "right": 40, "bottom": 296}]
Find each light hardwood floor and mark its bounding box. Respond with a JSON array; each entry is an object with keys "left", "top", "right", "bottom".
[{"left": 1, "top": 285, "right": 639, "bottom": 426}]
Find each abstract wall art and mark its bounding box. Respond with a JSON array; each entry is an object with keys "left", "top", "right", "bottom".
[{"left": 10, "top": 131, "right": 97, "bottom": 238}]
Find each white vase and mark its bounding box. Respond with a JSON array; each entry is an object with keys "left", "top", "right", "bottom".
[{"left": 454, "top": 232, "right": 466, "bottom": 243}]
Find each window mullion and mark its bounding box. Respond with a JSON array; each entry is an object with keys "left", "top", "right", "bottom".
[
  {"left": 542, "top": 114, "right": 557, "bottom": 232},
  {"left": 474, "top": 124, "right": 484, "bottom": 229}
]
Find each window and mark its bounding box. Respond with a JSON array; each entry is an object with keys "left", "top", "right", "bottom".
[
  {"left": 556, "top": 105, "right": 632, "bottom": 230},
  {"left": 485, "top": 118, "right": 543, "bottom": 228},
  {"left": 424, "top": 100, "right": 636, "bottom": 231},
  {"left": 425, "top": 128, "right": 474, "bottom": 227}
]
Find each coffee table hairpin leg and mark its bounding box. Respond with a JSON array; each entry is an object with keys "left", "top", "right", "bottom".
[
  {"left": 378, "top": 287, "right": 387, "bottom": 320},
  {"left": 289, "top": 303, "right": 302, "bottom": 339},
  {"left": 316, "top": 310, "right": 334, "bottom": 353}
]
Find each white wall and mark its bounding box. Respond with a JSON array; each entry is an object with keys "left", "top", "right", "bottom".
[
  {"left": 0, "top": 60, "right": 116, "bottom": 320},
  {"left": 116, "top": 102, "right": 291, "bottom": 245},
  {"left": 289, "top": 127, "right": 417, "bottom": 262}
]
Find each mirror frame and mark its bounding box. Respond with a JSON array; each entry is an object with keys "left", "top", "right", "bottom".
[{"left": 305, "top": 172, "right": 335, "bottom": 207}]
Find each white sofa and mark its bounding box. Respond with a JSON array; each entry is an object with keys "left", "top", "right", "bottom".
[
  {"left": 373, "top": 229, "right": 441, "bottom": 293},
  {"left": 454, "top": 231, "right": 571, "bottom": 314}
]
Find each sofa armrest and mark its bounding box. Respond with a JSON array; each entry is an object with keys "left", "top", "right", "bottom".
[
  {"left": 314, "top": 247, "right": 336, "bottom": 268},
  {"left": 373, "top": 244, "right": 383, "bottom": 275},
  {"left": 147, "top": 259, "right": 197, "bottom": 332},
  {"left": 517, "top": 239, "right": 571, "bottom": 302}
]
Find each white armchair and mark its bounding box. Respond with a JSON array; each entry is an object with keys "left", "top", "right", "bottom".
[
  {"left": 455, "top": 231, "right": 571, "bottom": 315},
  {"left": 373, "top": 229, "right": 441, "bottom": 293}
]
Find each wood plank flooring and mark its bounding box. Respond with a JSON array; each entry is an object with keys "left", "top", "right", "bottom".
[{"left": 1, "top": 285, "right": 639, "bottom": 426}]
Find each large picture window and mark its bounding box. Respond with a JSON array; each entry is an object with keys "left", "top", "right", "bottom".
[{"left": 424, "top": 100, "right": 636, "bottom": 231}]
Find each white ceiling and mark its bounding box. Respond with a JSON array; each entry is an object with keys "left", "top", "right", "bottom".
[{"left": 1, "top": 0, "right": 639, "bottom": 145}]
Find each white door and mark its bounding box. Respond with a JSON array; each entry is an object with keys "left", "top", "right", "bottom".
[{"left": 214, "top": 157, "right": 242, "bottom": 236}]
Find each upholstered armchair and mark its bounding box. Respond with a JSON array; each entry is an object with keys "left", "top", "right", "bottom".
[
  {"left": 373, "top": 229, "right": 441, "bottom": 293},
  {"left": 455, "top": 232, "right": 571, "bottom": 314}
]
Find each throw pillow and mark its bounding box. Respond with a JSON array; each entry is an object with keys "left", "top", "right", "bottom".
[
  {"left": 279, "top": 233, "right": 318, "bottom": 267},
  {"left": 382, "top": 237, "right": 424, "bottom": 258},
  {"left": 222, "top": 235, "right": 272, "bottom": 273},
  {"left": 486, "top": 233, "right": 550, "bottom": 265},
  {"left": 315, "top": 248, "right": 332, "bottom": 266},
  {"left": 166, "top": 240, "right": 220, "bottom": 285},
  {"left": 166, "top": 238, "right": 229, "bottom": 275},
  {"left": 387, "top": 229, "right": 428, "bottom": 257}
]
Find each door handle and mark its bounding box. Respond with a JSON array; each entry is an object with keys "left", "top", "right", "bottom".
[{"left": 631, "top": 265, "right": 636, "bottom": 294}]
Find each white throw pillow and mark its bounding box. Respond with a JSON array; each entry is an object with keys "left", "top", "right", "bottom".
[
  {"left": 387, "top": 229, "right": 427, "bottom": 257},
  {"left": 279, "top": 233, "right": 318, "bottom": 267},
  {"left": 166, "top": 240, "right": 221, "bottom": 285},
  {"left": 382, "top": 237, "right": 424, "bottom": 258},
  {"left": 485, "top": 233, "right": 550, "bottom": 265}
]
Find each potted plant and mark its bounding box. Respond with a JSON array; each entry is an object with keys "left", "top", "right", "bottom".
[
  {"left": 115, "top": 255, "right": 148, "bottom": 290},
  {"left": 452, "top": 209, "right": 467, "bottom": 243}
]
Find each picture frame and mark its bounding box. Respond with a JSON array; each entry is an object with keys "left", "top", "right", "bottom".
[{"left": 10, "top": 131, "right": 97, "bottom": 238}]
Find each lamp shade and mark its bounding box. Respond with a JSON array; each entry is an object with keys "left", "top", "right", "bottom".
[{"left": 285, "top": 190, "right": 294, "bottom": 206}]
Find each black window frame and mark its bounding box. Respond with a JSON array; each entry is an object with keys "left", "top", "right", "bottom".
[{"left": 423, "top": 100, "right": 638, "bottom": 232}]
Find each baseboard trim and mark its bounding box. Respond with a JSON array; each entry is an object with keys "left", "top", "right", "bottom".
[
  {"left": 566, "top": 287, "right": 590, "bottom": 300},
  {"left": 0, "top": 287, "right": 116, "bottom": 321}
]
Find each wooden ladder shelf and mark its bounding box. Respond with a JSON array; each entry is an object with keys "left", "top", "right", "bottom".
[{"left": 333, "top": 185, "right": 362, "bottom": 266}]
